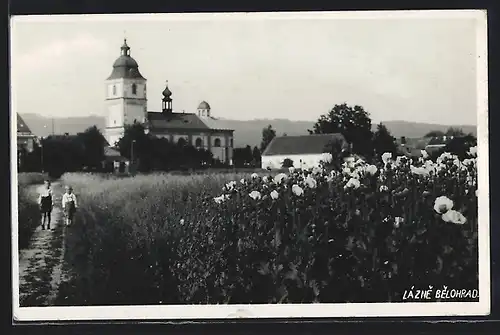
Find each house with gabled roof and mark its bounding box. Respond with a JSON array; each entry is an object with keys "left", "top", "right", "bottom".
[{"left": 261, "top": 133, "right": 348, "bottom": 170}]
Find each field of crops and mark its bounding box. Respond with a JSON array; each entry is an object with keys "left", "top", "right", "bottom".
[{"left": 55, "top": 150, "right": 479, "bottom": 305}]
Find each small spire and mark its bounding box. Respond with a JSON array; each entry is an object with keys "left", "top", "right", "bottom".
[{"left": 121, "top": 37, "right": 130, "bottom": 56}]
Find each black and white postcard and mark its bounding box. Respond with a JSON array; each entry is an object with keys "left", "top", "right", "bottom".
[{"left": 11, "top": 10, "right": 490, "bottom": 321}]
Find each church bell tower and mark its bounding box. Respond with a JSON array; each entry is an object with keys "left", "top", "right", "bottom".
[{"left": 104, "top": 38, "right": 148, "bottom": 147}]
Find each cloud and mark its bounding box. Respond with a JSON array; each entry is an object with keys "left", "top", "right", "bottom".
[{"left": 12, "top": 33, "right": 109, "bottom": 75}]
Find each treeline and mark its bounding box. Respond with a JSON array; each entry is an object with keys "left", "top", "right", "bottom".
[{"left": 18, "top": 123, "right": 265, "bottom": 178}]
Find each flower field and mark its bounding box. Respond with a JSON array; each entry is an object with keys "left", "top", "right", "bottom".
[{"left": 56, "top": 150, "right": 479, "bottom": 305}]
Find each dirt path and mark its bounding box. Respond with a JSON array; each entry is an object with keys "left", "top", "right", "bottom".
[{"left": 18, "top": 182, "right": 67, "bottom": 307}]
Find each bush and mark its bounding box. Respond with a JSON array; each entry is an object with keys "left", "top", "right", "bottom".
[
  {"left": 18, "top": 172, "right": 48, "bottom": 186},
  {"left": 58, "top": 149, "right": 479, "bottom": 305},
  {"left": 17, "top": 186, "right": 41, "bottom": 249}
]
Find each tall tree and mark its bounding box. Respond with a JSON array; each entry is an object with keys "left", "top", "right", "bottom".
[
  {"left": 308, "top": 103, "right": 373, "bottom": 158},
  {"left": 260, "top": 125, "right": 276, "bottom": 153},
  {"left": 372, "top": 123, "right": 398, "bottom": 158},
  {"left": 78, "top": 125, "right": 106, "bottom": 171}
]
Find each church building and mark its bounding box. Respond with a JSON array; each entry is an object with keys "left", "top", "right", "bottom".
[{"left": 104, "top": 39, "right": 235, "bottom": 165}]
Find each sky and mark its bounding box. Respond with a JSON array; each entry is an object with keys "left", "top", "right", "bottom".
[{"left": 10, "top": 11, "right": 484, "bottom": 124}]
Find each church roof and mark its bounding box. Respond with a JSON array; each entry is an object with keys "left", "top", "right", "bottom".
[
  {"left": 146, "top": 112, "right": 234, "bottom": 131},
  {"left": 262, "top": 133, "right": 347, "bottom": 156},
  {"left": 17, "top": 114, "right": 35, "bottom": 136}
]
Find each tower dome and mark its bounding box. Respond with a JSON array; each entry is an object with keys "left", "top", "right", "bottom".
[
  {"left": 162, "top": 82, "right": 172, "bottom": 98},
  {"left": 107, "top": 39, "right": 146, "bottom": 80},
  {"left": 198, "top": 101, "right": 211, "bottom": 110}
]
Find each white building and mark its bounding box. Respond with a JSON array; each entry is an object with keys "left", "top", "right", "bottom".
[
  {"left": 104, "top": 39, "right": 234, "bottom": 165},
  {"left": 261, "top": 133, "right": 348, "bottom": 170}
]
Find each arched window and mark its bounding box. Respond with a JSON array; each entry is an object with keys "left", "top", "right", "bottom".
[
  {"left": 132, "top": 83, "right": 137, "bottom": 95},
  {"left": 230, "top": 138, "right": 233, "bottom": 147},
  {"left": 214, "top": 138, "right": 221, "bottom": 147},
  {"left": 195, "top": 138, "right": 203, "bottom": 147},
  {"left": 112, "top": 85, "right": 117, "bottom": 95},
  {"left": 178, "top": 138, "right": 187, "bottom": 146}
]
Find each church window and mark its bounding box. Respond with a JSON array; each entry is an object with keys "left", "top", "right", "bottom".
[
  {"left": 132, "top": 83, "right": 137, "bottom": 95},
  {"left": 112, "top": 85, "right": 116, "bottom": 95},
  {"left": 178, "top": 138, "right": 187, "bottom": 146},
  {"left": 214, "top": 138, "right": 221, "bottom": 147},
  {"left": 230, "top": 138, "right": 233, "bottom": 147},
  {"left": 195, "top": 138, "right": 203, "bottom": 147}
]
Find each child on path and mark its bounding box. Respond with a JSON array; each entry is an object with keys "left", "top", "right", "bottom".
[
  {"left": 38, "top": 180, "right": 53, "bottom": 230},
  {"left": 62, "top": 185, "right": 78, "bottom": 226}
]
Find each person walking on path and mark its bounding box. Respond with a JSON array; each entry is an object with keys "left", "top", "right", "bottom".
[
  {"left": 62, "top": 185, "right": 78, "bottom": 226},
  {"left": 38, "top": 180, "right": 54, "bottom": 230}
]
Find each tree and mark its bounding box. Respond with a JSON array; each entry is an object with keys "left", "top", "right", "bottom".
[
  {"left": 322, "top": 138, "right": 348, "bottom": 170},
  {"left": 260, "top": 125, "right": 276, "bottom": 153},
  {"left": 41, "top": 135, "right": 85, "bottom": 178},
  {"left": 281, "top": 158, "right": 294, "bottom": 168},
  {"left": 424, "top": 130, "right": 445, "bottom": 138},
  {"left": 309, "top": 103, "right": 373, "bottom": 158},
  {"left": 444, "top": 134, "right": 477, "bottom": 160},
  {"left": 233, "top": 145, "right": 253, "bottom": 168},
  {"left": 372, "top": 123, "right": 398, "bottom": 158},
  {"left": 78, "top": 125, "right": 106, "bottom": 171},
  {"left": 252, "top": 146, "right": 261, "bottom": 167}
]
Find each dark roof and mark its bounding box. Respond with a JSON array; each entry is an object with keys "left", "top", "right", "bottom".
[
  {"left": 262, "top": 133, "right": 347, "bottom": 156},
  {"left": 17, "top": 114, "right": 34, "bottom": 135},
  {"left": 146, "top": 112, "right": 234, "bottom": 131},
  {"left": 198, "top": 101, "right": 211, "bottom": 110}
]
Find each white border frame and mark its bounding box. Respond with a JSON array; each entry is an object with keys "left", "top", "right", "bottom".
[{"left": 11, "top": 10, "right": 490, "bottom": 321}]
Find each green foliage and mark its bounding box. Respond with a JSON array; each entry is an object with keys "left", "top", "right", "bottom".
[
  {"left": 17, "top": 185, "right": 41, "bottom": 249},
  {"left": 444, "top": 134, "right": 477, "bottom": 160},
  {"left": 308, "top": 103, "right": 374, "bottom": 159},
  {"left": 281, "top": 158, "right": 294, "bottom": 168},
  {"left": 58, "top": 150, "right": 478, "bottom": 304},
  {"left": 373, "top": 123, "right": 398, "bottom": 158},
  {"left": 424, "top": 130, "right": 445, "bottom": 138},
  {"left": 79, "top": 126, "right": 106, "bottom": 170},
  {"left": 261, "top": 125, "right": 276, "bottom": 152},
  {"left": 115, "top": 123, "right": 214, "bottom": 172}
]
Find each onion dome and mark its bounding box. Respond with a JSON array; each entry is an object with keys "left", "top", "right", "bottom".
[{"left": 162, "top": 81, "right": 172, "bottom": 99}]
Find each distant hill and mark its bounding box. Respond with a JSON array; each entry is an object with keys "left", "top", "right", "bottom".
[{"left": 18, "top": 113, "right": 477, "bottom": 149}]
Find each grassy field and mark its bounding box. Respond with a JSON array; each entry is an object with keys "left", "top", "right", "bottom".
[
  {"left": 55, "top": 152, "right": 479, "bottom": 305},
  {"left": 17, "top": 173, "right": 48, "bottom": 250}
]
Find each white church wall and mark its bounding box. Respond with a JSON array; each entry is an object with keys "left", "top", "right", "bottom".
[
  {"left": 261, "top": 153, "right": 324, "bottom": 170},
  {"left": 123, "top": 102, "right": 146, "bottom": 125}
]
